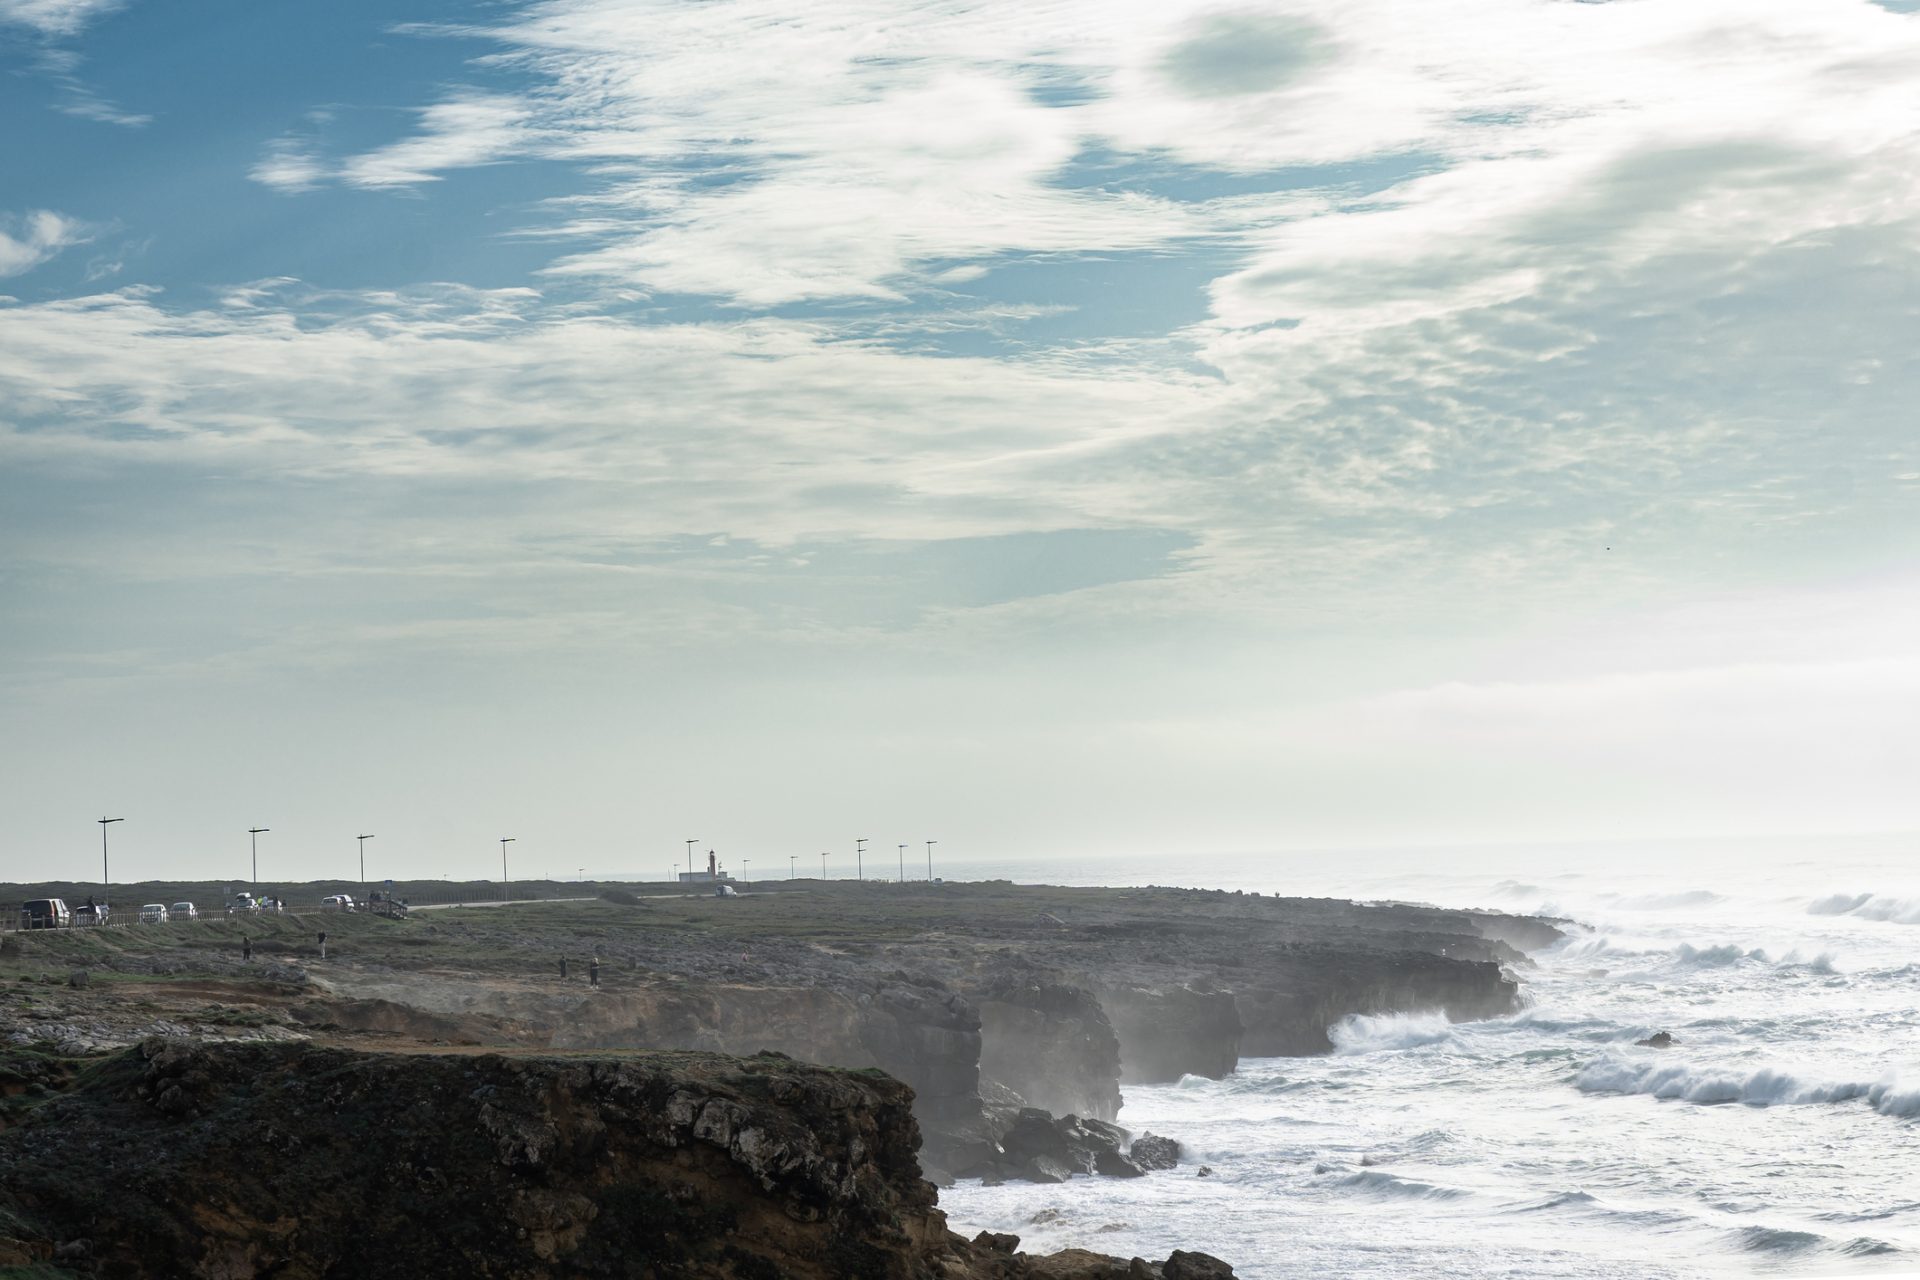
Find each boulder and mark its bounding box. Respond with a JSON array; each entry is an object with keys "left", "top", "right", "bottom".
[
  {"left": 1164, "top": 1251, "right": 1236, "bottom": 1279},
  {"left": 1129, "top": 1133, "right": 1181, "bottom": 1170}
]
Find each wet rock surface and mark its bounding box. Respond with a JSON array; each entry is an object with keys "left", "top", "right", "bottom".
[{"left": 958, "top": 1107, "right": 1171, "bottom": 1185}]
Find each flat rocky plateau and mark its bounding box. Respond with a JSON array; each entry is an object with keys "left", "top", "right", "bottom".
[{"left": 0, "top": 879, "right": 1563, "bottom": 1277}]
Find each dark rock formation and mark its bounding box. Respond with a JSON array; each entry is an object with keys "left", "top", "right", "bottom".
[
  {"left": 975, "top": 981, "right": 1122, "bottom": 1122},
  {"left": 960, "top": 1107, "right": 1158, "bottom": 1184},
  {"left": 1635, "top": 1031, "right": 1677, "bottom": 1048},
  {"left": 0, "top": 1038, "right": 1230, "bottom": 1280},
  {"left": 1232, "top": 951, "right": 1521, "bottom": 1057},
  {"left": 1129, "top": 1133, "right": 1180, "bottom": 1171},
  {"left": 1098, "top": 984, "right": 1241, "bottom": 1083}
]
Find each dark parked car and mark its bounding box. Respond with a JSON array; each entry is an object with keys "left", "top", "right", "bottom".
[
  {"left": 72, "top": 903, "right": 110, "bottom": 927},
  {"left": 20, "top": 899, "right": 71, "bottom": 930}
]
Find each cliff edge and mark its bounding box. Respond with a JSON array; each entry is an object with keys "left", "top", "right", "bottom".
[{"left": 0, "top": 1038, "right": 1232, "bottom": 1280}]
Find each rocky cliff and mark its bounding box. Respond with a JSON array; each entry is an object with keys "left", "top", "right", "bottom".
[
  {"left": 0, "top": 1038, "right": 1232, "bottom": 1280},
  {"left": 973, "top": 981, "right": 1121, "bottom": 1121},
  {"left": 1, "top": 881, "right": 1562, "bottom": 1198}
]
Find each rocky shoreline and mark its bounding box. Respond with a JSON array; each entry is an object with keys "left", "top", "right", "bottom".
[{"left": 0, "top": 879, "right": 1565, "bottom": 1273}]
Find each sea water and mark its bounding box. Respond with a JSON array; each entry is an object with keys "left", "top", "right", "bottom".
[{"left": 936, "top": 835, "right": 1920, "bottom": 1277}]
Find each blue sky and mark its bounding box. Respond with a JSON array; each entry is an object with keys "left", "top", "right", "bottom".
[{"left": 4, "top": 0, "right": 1920, "bottom": 881}]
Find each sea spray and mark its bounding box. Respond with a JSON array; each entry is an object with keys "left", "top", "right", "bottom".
[{"left": 1328, "top": 1010, "right": 1458, "bottom": 1055}]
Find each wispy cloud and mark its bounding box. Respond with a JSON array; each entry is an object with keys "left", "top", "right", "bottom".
[
  {"left": 0, "top": 209, "right": 90, "bottom": 277},
  {"left": 251, "top": 138, "right": 328, "bottom": 193},
  {"left": 337, "top": 93, "right": 533, "bottom": 188},
  {"left": 54, "top": 80, "right": 149, "bottom": 126},
  {"left": 0, "top": 0, "right": 123, "bottom": 38}
]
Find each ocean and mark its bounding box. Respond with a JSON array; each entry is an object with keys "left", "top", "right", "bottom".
[{"left": 936, "top": 835, "right": 1920, "bottom": 1277}]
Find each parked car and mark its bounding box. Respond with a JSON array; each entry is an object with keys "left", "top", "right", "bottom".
[
  {"left": 72, "top": 903, "right": 110, "bottom": 926},
  {"left": 19, "top": 899, "right": 70, "bottom": 930},
  {"left": 170, "top": 901, "right": 198, "bottom": 921},
  {"left": 138, "top": 903, "right": 170, "bottom": 924},
  {"left": 229, "top": 893, "right": 259, "bottom": 914},
  {"left": 320, "top": 894, "right": 358, "bottom": 912}
]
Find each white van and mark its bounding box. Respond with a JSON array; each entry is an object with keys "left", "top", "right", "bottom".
[{"left": 320, "top": 895, "right": 357, "bottom": 912}]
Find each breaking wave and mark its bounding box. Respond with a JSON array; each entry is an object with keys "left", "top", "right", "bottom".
[
  {"left": 1576, "top": 1055, "right": 1869, "bottom": 1106},
  {"left": 1328, "top": 1011, "right": 1458, "bottom": 1055},
  {"left": 1332, "top": 1169, "right": 1472, "bottom": 1201},
  {"left": 1577, "top": 1054, "right": 1920, "bottom": 1118},
  {"left": 1807, "top": 893, "right": 1920, "bottom": 925},
  {"left": 1672, "top": 942, "right": 1768, "bottom": 967}
]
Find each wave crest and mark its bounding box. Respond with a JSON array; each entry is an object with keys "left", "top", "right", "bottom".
[
  {"left": 1578, "top": 1053, "right": 1920, "bottom": 1119},
  {"left": 1576, "top": 1054, "right": 1871, "bottom": 1107},
  {"left": 1328, "top": 1011, "right": 1457, "bottom": 1055},
  {"left": 1806, "top": 892, "right": 1920, "bottom": 925}
]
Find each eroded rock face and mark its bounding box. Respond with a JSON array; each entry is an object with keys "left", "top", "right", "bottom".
[
  {"left": 975, "top": 981, "right": 1121, "bottom": 1122},
  {"left": 1233, "top": 953, "right": 1521, "bottom": 1057},
  {"left": 1097, "top": 985, "right": 1241, "bottom": 1084},
  {"left": 0, "top": 1039, "right": 1231, "bottom": 1280}
]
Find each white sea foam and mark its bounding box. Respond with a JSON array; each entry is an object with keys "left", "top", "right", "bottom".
[
  {"left": 1334, "top": 1169, "right": 1472, "bottom": 1201},
  {"left": 1869, "top": 1072, "right": 1920, "bottom": 1119},
  {"left": 942, "top": 841, "right": 1920, "bottom": 1277},
  {"left": 1612, "top": 889, "right": 1726, "bottom": 910},
  {"left": 1575, "top": 1053, "right": 1873, "bottom": 1107},
  {"left": 1672, "top": 942, "right": 1766, "bottom": 967},
  {"left": 1328, "top": 1010, "right": 1458, "bottom": 1055},
  {"left": 1806, "top": 892, "right": 1920, "bottom": 925},
  {"left": 1808, "top": 892, "right": 1874, "bottom": 916}
]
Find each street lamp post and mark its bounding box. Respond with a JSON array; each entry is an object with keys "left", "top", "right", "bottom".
[
  {"left": 685, "top": 839, "right": 698, "bottom": 883},
  {"left": 898, "top": 843, "right": 906, "bottom": 882},
  {"left": 926, "top": 840, "right": 937, "bottom": 881},
  {"left": 500, "top": 838, "right": 515, "bottom": 900},
  {"left": 856, "top": 838, "right": 867, "bottom": 881},
  {"left": 247, "top": 827, "right": 269, "bottom": 887},
  {"left": 577, "top": 867, "right": 586, "bottom": 882},
  {"left": 821, "top": 851, "right": 828, "bottom": 879},
  {"left": 357, "top": 834, "right": 374, "bottom": 908},
  {"left": 741, "top": 858, "right": 750, "bottom": 888},
  {"left": 789, "top": 854, "right": 797, "bottom": 879},
  {"left": 98, "top": 818, "right": 123, "bottom": 909}
]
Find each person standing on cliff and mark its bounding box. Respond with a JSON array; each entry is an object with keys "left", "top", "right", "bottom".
[
  {"left": 588, "top": 955, "right": 599, "bottom": 988},
  {"left": 559, "top": 955, "right": 569, "bottom": 980},
  {"left": 241, "top": 935, "right": 252, "bottom": 962},
  {"left": 318, "top": 931, "right": 328, "bottom": 960}
]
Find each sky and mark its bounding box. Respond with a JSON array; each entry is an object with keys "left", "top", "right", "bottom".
[{"left": 3, "top": 0, "right": 1920, "bottom": 885}]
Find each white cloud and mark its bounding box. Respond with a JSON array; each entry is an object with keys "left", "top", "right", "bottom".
[
  {"left": 0, "top": 285, "right": 1208, "bottom": 556},
  {"left": 250, "top": 139, "right": 327, "bottom": 193},
  {"left": 0, "top": 209, "right": 89, "bottom": 277},
  {"left": 338, "top": 94, "right": 533, "bottom": 188},
  {"left": 0, "top": 0, "right": 122, "bottom": 37}
]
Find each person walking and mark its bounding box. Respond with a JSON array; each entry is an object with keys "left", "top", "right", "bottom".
[
  {"left": 588, "top": 955, "right": 600, "bottom": 988},
  {"left": 559, "top": 956, "right": 569, "bottom": 980},
  {"left": 241, "top": 935, "right": 252, "bottom": 962},
  {"left": 318, "top": 931, "right": 328, "bottom": 960}
]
